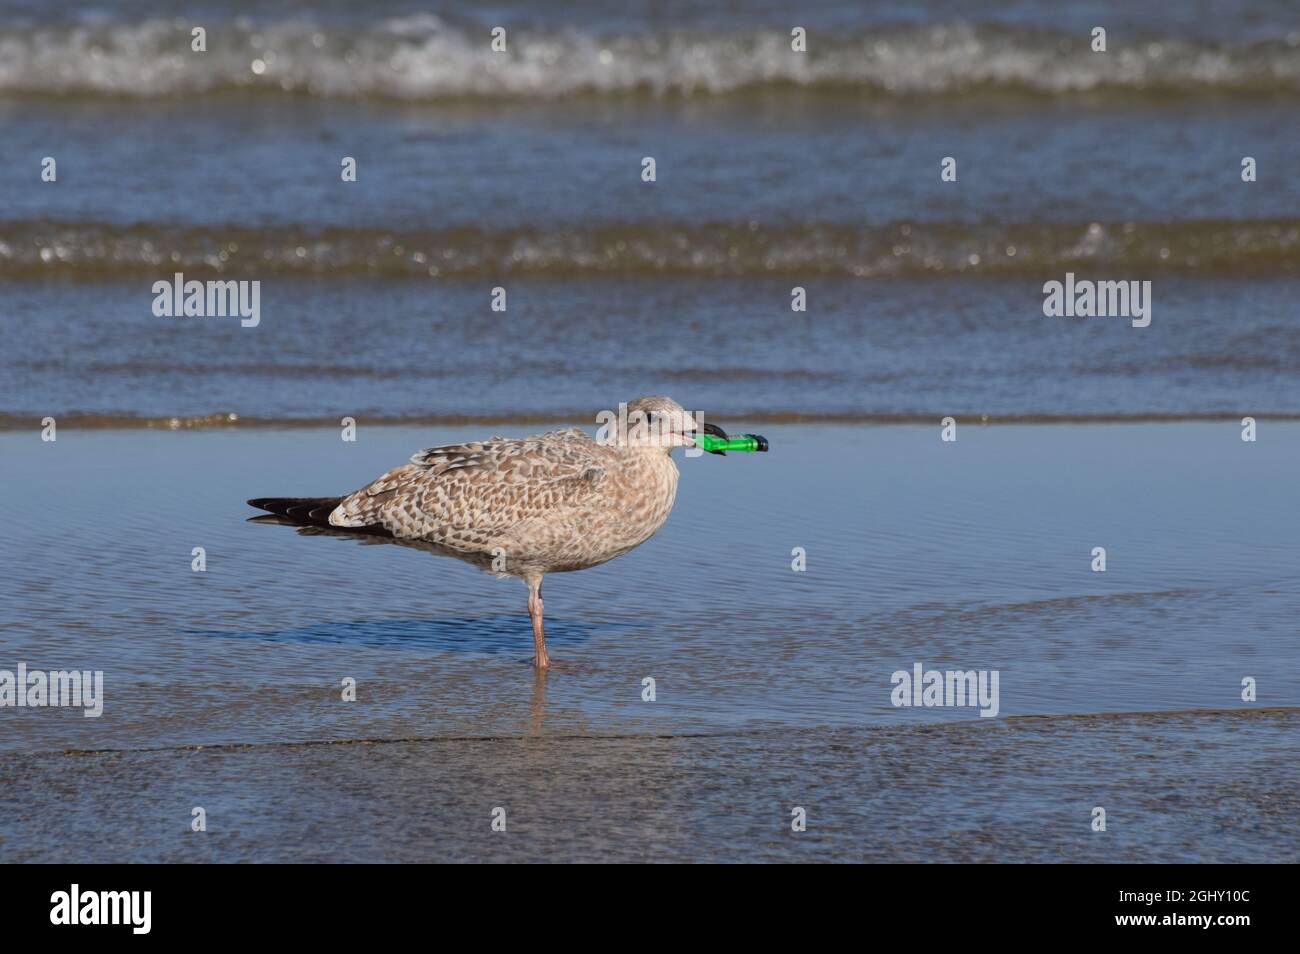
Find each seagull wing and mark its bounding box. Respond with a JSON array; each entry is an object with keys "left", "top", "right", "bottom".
[{"left": 328, "top": 428, "right": 607, "bottom": 552}]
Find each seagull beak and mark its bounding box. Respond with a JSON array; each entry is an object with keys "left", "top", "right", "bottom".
[{"left": 702, "top": 420, "right": 728, "bottom": 455}]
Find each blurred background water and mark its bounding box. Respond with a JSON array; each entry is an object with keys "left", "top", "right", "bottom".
[{"left": 2, "top": 0, "right": 1299, "bottom": 425}]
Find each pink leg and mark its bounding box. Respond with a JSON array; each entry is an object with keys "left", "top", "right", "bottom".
[{"left": 527, "top": 578, "right": 550, "bottom": 669}]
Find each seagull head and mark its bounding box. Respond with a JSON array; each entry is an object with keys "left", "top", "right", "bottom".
[{"left": 620, "top": 395, "right": 729, "bottom": 454}]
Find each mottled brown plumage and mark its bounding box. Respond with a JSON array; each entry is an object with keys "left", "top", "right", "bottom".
[{"left": 248, "top": 396, "right": 723, "bottom": 668}]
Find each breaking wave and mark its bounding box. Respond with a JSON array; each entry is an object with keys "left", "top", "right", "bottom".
[
  {"left": 3, "top": 218, "right": 1298, "bottom": 279},
  {"left": 3, "top": 17, "right": 1300, "bottom": 101}
]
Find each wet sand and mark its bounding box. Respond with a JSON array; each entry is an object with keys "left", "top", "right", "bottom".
[{"left": 2, "top": 710, "right": 1296, "bottom": 863}]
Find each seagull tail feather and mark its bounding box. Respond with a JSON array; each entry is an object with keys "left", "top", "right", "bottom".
[{"left": 246, "top": 496, "right": 343, "bottom": 528}]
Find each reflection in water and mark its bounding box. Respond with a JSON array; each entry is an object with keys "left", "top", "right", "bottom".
[{"left": 529, "top": 668, "right": 547, "bottom": 736}]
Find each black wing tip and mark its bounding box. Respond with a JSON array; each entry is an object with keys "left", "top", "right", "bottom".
[{"left": 245, "top": 496, "right": 343, "bottom": 525}]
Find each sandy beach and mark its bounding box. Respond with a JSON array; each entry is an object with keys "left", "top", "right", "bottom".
[{"left": 3, "top": 710, "right": 1296, "bottom": 863}]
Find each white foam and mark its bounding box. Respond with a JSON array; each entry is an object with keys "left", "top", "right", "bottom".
[{"left": 1, "top": 18, "right": 1297, "bottom": 99}]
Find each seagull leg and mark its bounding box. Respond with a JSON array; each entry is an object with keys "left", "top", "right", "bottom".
[{"left": 527, "top": 577, "right": 550, "bottom": 669}]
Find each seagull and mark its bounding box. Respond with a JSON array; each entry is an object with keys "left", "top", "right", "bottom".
[{"left": 247, "top": 396, "right": 751, "bottom": 668}]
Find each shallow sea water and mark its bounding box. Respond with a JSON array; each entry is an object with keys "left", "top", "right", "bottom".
[{"left": 1, "top": 422, "right": 1296, "bottom": 860}]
